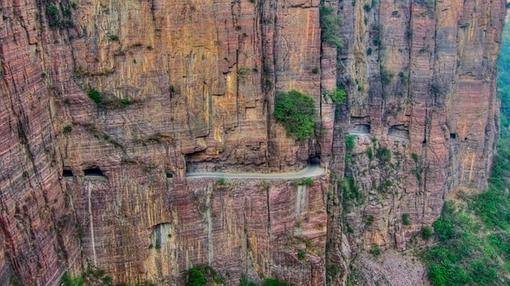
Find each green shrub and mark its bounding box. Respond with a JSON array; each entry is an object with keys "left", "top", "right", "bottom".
[
  {"left": 61, "top": 3, "right": 72, "bottom": 18},
  {"left": 324, "top": 86, "right": 347, "bottom": 104},
  {"left": 87, "top": 89, "right": 133, "bottom": 108},
  {"left": 120, "top": 97, "right": 133, "bottom": 107},
  {"left": 366, "top": 147, "right": 373, "bottom": 160},
  {"left": 63, "top": 265, "right": 112, "bottom": 286},
  {"left": 186, "top": 265, "right": 224, "bottom": 286},
  {"left": 262, "top": 278, "right": 292, "bottom": 286},
  {"left": 187, "top": 268, "right": 206, "bottom": 286},
  {"left": 402, "top": 213, "right": 411, "bottom": 225},
  {"left": 297, "top": 249, "right": 306, "bottom": 260},
  {"left": 369, "top": 245, "right": 381, "bottom": 256},
  {"left": 372, "top": 25, "right": 381, "bottom": 47},
  {"left": 378, "top": 179, "right": 393, "bottom": 192},
  {"left": 297, "top": 177, "right": 314, "bottom": 186},
  {"left": 320, "top": 6, "right": 342, "bottom": 48},
  {"left": 46, "top": 3, "right": 61, "bottom": 27},
  {"left": 326, "top": 265, "right": 340, "bottom": 283},
  {"left": 108, "top": 34, "right": 119, "bottom": 41},
  {"left": 399, "top": 70, "right": 410, "bottom": 85},
  {"left": 430, "top": 82, "right": 445, "bottom": 97},
  {"left": 365, "top": 215, "right": 374, "bottom": 226},
  {"left": 45, "top": 2, "right": 74, "bottom": 29},
  {"left": 381, "top": 68, "right": 393, "bottom": 85},
  {"left": 88, "top": 88, "right": 103, "bottom": 105},
  {"left": 377, "top": 147, "right": 391, "bottom": 163},
  {"left": 432, "top": 203, "right": 456, "bottom": 241},
  {"left": 217, "top": 178, "right": 227, "bottom": 186},
  {"left": 63, "top": 125, "right": 73, "bottom": 134},
  {"left": 239, "top": 275, "right": 258, "bottom": 286},
  {"left": 345, "top": 134, "right": 356, "bottom": 152},
  {"left": 411, "top": 153, "right": 423, "bottom": 182},
  {"left": 341, "top": 176, "right": 362, "bottom": 207},
  {"left": 426, "top": 261, "right": 469, "bottom": 286},
  {"left": 274, "top": 90, "right": 316, "bottom": 140},
  {"left": 61, "top": 272, "right": 84, "bottom": 286},
  {"left": 469, "top": 258, "right": 498, "bottom": 285},
  {"left": 421, "top": 226, "right": 433, "bottom": 240}
]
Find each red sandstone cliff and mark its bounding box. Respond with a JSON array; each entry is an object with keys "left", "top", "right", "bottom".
[{"left": 0, "top": 0, "right": 506, "bottom": 285}]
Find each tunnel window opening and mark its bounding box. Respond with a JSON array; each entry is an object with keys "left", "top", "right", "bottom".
[
  {"left": 84, "top": 167, "right": 105, "bottom": 177},
  {"left": 388, "top": 124, "right": 410, "bottom": 142},
  {"left": 165, "top": 171, "right": 174, "bottom": 178},
  {"left": 63, "top": 169, "right": 73, "bottom": 177},
  {"left": 308, "top": 156, "right": 321, "bottom": 165},
  {"left": 348, "top": 124, "right": 371, "bottom": 135}
]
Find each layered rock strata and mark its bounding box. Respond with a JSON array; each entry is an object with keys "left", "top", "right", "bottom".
[{"left": 0, "top": 0, "right": 506, "bottom": 285}]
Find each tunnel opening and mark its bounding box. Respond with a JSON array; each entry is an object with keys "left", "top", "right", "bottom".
[
  {"left": 63, "top": 168, "right": 74, "bottom": 177},
  {"left": 348, "top": 124, "right": 371, "bottom": 135},
  {"left": 165, "top": 170, "right": 174, "bottom": 178},
  {"left": 84, "top": 167, "right": 105, "bottom": 177},
  {"left": 450, "top": 133, "right": 458, "bottom": 140},
  {"left": 308, "top": 155, "right": 321, "bottom": 165},
  {"left": 388, "top": 124, "right": 410, "bottom": 142}
]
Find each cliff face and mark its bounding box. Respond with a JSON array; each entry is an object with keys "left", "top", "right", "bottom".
[{"left": 0, "top": 0, "right": 506, "bottom": 285}]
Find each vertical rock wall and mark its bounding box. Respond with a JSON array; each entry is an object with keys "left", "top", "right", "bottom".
[
  {"left": 325, "top": 0, "right": 506, "bottom": 284},
  {"left": 66, "top": 175, "right": 328, "bottom": 285},
  {"left": 0, "top": 0, "right": 506, "bottom": 285},
  {"left": 0, "top": 1, "right": 80, "bottom": 284}
]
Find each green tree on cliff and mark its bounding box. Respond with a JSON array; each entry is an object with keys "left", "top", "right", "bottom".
[
  {"left": 274, "top": 90, "right": 316, "bottom": 140},
  {"left": 320, "top": 6, "right": 342, "bottom": 48}
]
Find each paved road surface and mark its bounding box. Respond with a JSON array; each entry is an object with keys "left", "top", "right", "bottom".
[{"left": 186, "top": 165, "right": 325, "bottom": 180}]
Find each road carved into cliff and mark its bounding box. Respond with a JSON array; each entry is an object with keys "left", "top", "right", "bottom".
[{"left": 186, "top": 165, "right": 325, "bottom": 180}]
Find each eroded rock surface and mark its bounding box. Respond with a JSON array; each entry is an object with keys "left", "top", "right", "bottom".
[{"left": 0, "top": 0, "right": 506, "bottom": 285}]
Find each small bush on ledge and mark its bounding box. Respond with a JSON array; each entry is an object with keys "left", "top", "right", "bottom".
[
  {"left": 61, "top": 265, "right": 113, "bottom": 286},
  {"left": 60, "top": 272, "right": 84, "bottom": 286},
  {"left": 402, "top": 213, "right": 411, "bottom": 225},
  {"left": 274, "top": 90, "right": 316, "bottom": 140},
  {"left": 240, "top": 275, "right": 258, "bottom": 286},
  {"left": 240, "top": 275, "right": 292, "bottom": 286},
  {"left": 186, "top": 265, "right": 225, "bottom": 286},
  {"left": 45, "top": 2, "right": 74, "bottom": 29},
  {"left": 88, "top": 88, "right": 103, "bottom": 104},
  {"left": 297, "top": 249, "right": 306, "bottom": 260},
  {"left": 421, "top": 226, "right": 433, "bottom": 240},
  {"left": 45, "top": 3, "right": 61, "bottom": 28},
  {"left": 296, "top": 177, "right": 314, "bottom": 186},
  {"left": 216, "top": 178, "right": 227, "bottom": 186},
  {"left": 369, "top": 245, "right": 381, "bottom": 256},
  {"left": 262, "top": 278, "right": 293, "bottom": 286},
  {"left": 323, "top": 86, "right": 347, "bottom": 104},
  {"left": 63, "top": 124, "right": 73, "bottom": 134},
  {"left": 87, "top": 88, "right": 134, "bottom": 108},
  {"left": 345, "top": 134, "right": 356, "bottom": 152}
]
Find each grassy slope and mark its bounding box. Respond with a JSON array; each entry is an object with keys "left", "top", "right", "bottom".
[{"left": 422, "top": 15, "right": 510, "bottom": 286}]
